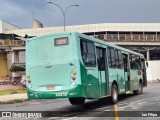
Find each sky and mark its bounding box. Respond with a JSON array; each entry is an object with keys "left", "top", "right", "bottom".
[{"left": 0, "top": 0, "right": 160, "bottom": 28}]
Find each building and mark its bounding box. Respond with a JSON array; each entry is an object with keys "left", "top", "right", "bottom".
[
  {"left": 0, "top": 20, "right": 20, "bottom": 33},
  {"left": 0, "top": 20, "right": 24, "bottom": 79},
  {"left": 1, "top": 20, "right": 160, "bottom": 80}
]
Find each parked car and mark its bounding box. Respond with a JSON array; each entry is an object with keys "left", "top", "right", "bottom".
[
  {"left": 0, "top": 79, "right": 12, "bottom": 85},
  {"left": 12, "top": 77, "right": 21, "bottom": 85},
  {"left": 0, "top": 76, "right": 21, "bottom": 85},
  {"left": 0, "top": 76, "right": 12, "bottom": 85}
]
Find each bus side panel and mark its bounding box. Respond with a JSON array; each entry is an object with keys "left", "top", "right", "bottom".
[
  {"left": 130, "top": 70, "right": 139, "bottom": 90},
  {"left": 80, "top": 62, "right": 100, "bottom": 99},
  {"left": 117, "top": 69, "right": 126, "bottom": 94},
  {"left": 130, "top": 70, "right": 143, "bottom": 91},
  {"left": 80, "top": 62, "right": 87, "bottom": 98},
  {"left": 108, "top": 68, "right": 117, "bottom": 94},
  {"left": 108, "top": 69, "right": 125, "bottom": 94},
  {"left": 100, "top": 71, "right": 107, "bottom": 96}
]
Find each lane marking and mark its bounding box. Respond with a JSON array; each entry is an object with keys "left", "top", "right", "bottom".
[
  {"left": 118, "top": 102, "right": 128, "bottom": 106},
  {"left": 48, "top": 117, "right": 60, "bottom": 120},
  {"left": 118, "top": 106, "right": 128, "bottom": 110},
  {"left": 104, "top": 109, "right": 111, "bottom": 111},
  {"left": 118, "top": 102, "right": 127, "bottom": 104},
  {"left": 153, "top": 96, "right": 160, "bottom": 99},
  {"left": 114, "top": 104, "right": 119, "bottom": 120},
  {"left": 62, "top": 113, "right": 77, "bottom": 117},
  {"left": 138, "top": 101, "right": 148, "bottom": 105},
  {"left": 62, "top": 117, "right": 77, "bottom": 120},
  {"left": 48, "top": 117, "right": 77, "bottom": 120},
  {"left": 29, "top": 102, "right": 41, "bottom": 105},
  {"left": 136, "top": 99, "right": 147, "bottom": 102},
  {"left": 96, "top": 106, "right": 111, "bottom": 110}
]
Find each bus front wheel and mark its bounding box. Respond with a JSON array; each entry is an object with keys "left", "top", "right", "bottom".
[
  {"left": 133, "top": 82, "right": 143, "bottom": 95},
  {"left": 69, "top": 97, "right": 85, "bottom": 105},
  {"left": 111, "top": 84, "right": 118, "bottom": 104}
]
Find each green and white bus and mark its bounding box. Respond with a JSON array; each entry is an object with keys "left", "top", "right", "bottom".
[{"left": 26, "top": 32, "right": 147, "bottom": 105}]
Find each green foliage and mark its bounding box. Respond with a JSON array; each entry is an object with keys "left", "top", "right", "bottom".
[{"left": 0, "top": 88, "right": 26, "bottom": 95}]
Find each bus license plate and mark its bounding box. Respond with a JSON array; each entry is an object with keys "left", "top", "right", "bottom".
[{"left": 46, "top": 86, "right": 55, "bottom": 90}]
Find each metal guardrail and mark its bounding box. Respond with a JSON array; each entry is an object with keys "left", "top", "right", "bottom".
[
  {"left": 0, "top": 40, "right": 25, "bottom": 46},
  {"left": 95, "top": 34, "right": 160, "bottom": 41}
]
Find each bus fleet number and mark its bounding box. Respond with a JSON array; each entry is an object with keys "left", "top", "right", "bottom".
[{"left": 55, "top": 92, "right": 67, "bottom": 96}]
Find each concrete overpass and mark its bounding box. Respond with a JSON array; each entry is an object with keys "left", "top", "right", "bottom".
[
  {"left": 5, "top": 23, "right": 160, "bottom": 37},
  {"left": 1, "top": 21, "right": 160, "bottom": 80}
]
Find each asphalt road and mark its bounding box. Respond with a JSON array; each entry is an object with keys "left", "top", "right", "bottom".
[{"left": 0, "top": 82, "right": 160, "bottom": 120}]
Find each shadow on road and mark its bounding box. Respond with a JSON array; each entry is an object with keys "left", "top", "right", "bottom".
[{"left": 43, "top": 93, "right": 137, "bottom": 117}]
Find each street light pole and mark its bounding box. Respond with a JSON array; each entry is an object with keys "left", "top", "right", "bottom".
[{"left": 47, "top": 0, "right": 79, "bottom": 31}]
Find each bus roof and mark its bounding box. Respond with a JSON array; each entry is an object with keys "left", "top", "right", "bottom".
[{"left": 27, "top": 31, "right": 144, "bottom": 58}]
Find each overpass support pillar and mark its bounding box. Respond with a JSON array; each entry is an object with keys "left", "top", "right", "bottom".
[
  {"left": 11, "top": 51, "right": 19, "bottom": 77},
  {"left": 11, "top": 51, "right": 19, "bottom": 64}
]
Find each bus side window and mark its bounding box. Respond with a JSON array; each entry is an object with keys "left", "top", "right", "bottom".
[
  {"left": 115, "top": 50, "right": 119, "bottom": 68},
  {"left": 131, "top": 55, "right": 136, "bottom": 69},
  {"left": 107, "top": 48, "right": 111, "bottom": 67},
  {"left": 123, "top": 54, "right": 128, "bottom": 72},
  {"left": 97, "top": 48, "right": 105, "bottom": 71},
  {"left": 136, "top": 56, "right": 141, "bottom": 69},
  {"left": 80, "top": 40, "right": 87, "bottom": 53},
  {"left": 110, "top": 48, "right": 116, "bottom": 68},
  {"left": 80, "top": 41, "right": 87, "bottom": 64},
  {"left": 118, "top": 51, "right": 123, "bottom": 69},
  {"left": 130, "top": 55, "right": 132, "bottom": 69},
  {"left": 131, "top": 55, "right": 141, "bottom": 70},
  {"left": 80, "top": 40, "right": 96, "bottom": 67}
]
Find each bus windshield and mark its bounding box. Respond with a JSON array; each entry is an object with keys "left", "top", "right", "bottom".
[{"left": 27, "top": 37, "right": 72, "bottom": 66}]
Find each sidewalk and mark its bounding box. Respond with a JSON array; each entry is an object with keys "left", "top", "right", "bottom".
[{"left": 0, "top": 93, "right": 27, "bottom": 102}]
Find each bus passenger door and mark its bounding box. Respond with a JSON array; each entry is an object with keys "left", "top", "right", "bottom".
[
  {"left": 129, "top": 55, "right": 141, "bottom": 91},
  {"left": 123, "top": 54, "right": 130, "bottom": 91},
  {"left": 96, "top": 47, "right": 109, "bottom": 96}
]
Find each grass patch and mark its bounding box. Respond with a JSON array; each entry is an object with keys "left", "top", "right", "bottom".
[
  {"left": 0, "top": 88, "right": 26, "bottom": 95},
  {"left": 0, "top": 99, "right": 28, "bottom": 104}
]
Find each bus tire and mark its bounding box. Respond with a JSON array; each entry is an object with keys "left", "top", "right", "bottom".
[
  {"left": 69, "top": 97, "right": 85, "bottom": 105},
  {"left": 111, "top": 84, "right": 118, "bottom": 104},
  {"left": 133, "top": 82, "right": 143, "bottom": 95}
]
